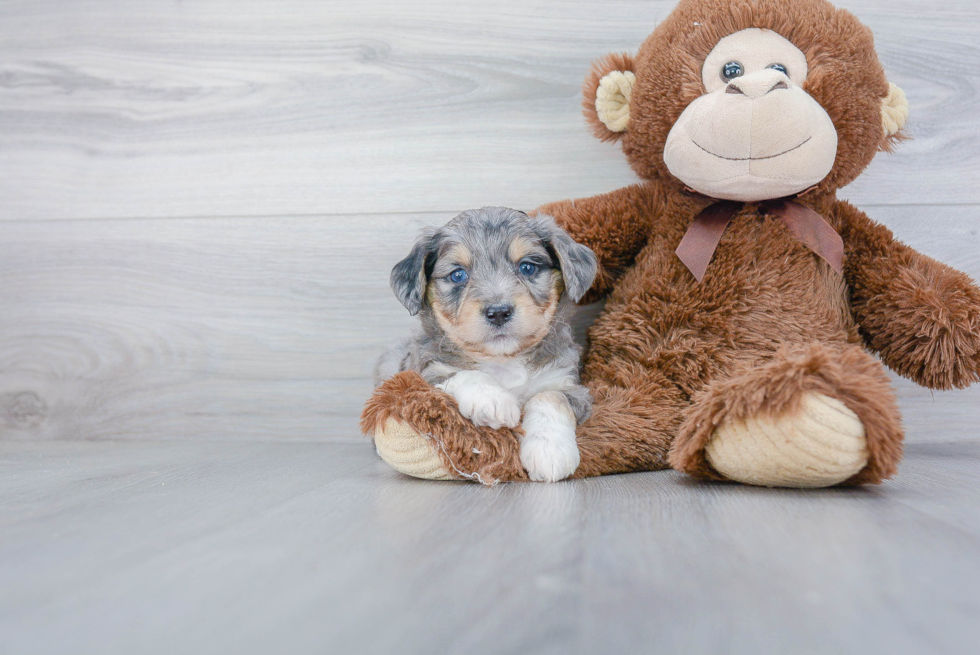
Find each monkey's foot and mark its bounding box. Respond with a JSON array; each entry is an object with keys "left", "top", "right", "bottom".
[
  {"left": 361, "top": 371, "right": 529, "bottom": 484},
  {"left": 373, "top": 417, "right": 455, "bottom": 480},
  {"left": 704, "top": 392, "right": 868, "bottom": 488},
  {"left": 669, "top": 343, "right": 904, "bottom": 487}
]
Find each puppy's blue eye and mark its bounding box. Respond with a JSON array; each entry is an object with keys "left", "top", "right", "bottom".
[
  {"left": 518, "top": 262, "right": 537, "bottom": 276},
  {"left": 768, "top": 63, "right": 788, "bottom": 75},
  {"left": 448, "top": 268, "right": 468, "bottom": 284}
]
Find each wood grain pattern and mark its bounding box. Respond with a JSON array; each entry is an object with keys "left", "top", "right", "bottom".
[
  {"left": 0, "top": 439, "right": 977, "bottom": 654},
  {"left": 1, "top": 206, "right": 977, "bottom": 443},
  {"left": 0, "top": 0, "right": 978, "bottom": 220},
  {"left": 0, "top": 212, "right": 436, "bottom": 441},
  {"left": 1, "top": 2, "right": 978, "bottom": 651}
]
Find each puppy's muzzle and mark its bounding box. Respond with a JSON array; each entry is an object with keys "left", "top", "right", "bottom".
[{"left": 484, "top": 304, "right": 514, "bottom": 327}]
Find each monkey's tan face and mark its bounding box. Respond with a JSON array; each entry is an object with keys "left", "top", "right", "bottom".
[
  {"left": 663, "top": 28, "right": 839, "bottom": 202},
  {"left": 426, "top": 239, "right": 564, "bottom": 359}
]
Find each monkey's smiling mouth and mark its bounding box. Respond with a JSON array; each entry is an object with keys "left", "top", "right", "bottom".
[{"left": 692, "top": 136, "right": 812, "bottom": 162}]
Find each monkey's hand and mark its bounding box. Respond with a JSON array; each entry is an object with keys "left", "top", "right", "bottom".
[
  {"left": 858, "top": 261, "right": 980, "bottom": 390},
  {"left": 839, "top": 202, "right": 980, "bottom": 390}
]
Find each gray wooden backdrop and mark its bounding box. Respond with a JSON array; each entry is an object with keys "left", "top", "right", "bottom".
[{"left": 1, "top": 0, "right": 978, "bottom": 445}]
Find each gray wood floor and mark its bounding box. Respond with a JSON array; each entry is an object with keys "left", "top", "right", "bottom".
[
  {"left": 1, "top": 1, "right": 979, "bottom": 653},
  {"left": 2, "top": 441, "right": 979, "bottom": 654}
]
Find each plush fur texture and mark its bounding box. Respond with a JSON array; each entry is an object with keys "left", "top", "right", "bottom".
[
  {"left": 362, "top": 371, "right": 530, "bottom": 484},
  {"left": 363, "top": 0, "right": 980, "bottom": 486}
]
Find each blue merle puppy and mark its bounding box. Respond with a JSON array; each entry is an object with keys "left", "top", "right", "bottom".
[{"left": 375, "top": 207, "right": 598, "bottom": 482}]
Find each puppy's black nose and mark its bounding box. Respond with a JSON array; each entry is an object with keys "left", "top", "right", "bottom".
[{"left": 484, "top": 304, "right": 514, "bottom": 327}]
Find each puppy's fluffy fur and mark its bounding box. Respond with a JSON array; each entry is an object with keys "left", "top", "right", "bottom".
[{"left": 375, "top": 207, "right": 598, "bottom": 481}]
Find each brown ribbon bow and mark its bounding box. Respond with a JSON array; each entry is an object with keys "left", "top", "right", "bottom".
[{"left": 674, "top": 198, "right": 844, "bottom": 283}]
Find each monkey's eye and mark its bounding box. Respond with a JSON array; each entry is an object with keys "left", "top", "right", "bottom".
[
  {"left": 768, "top": 63, "right": 788, "bottom": 75},
  {"left": 722, "top": 61, "right": 744, "bottom": 81},
  {"left": 518, "top": 262, "right": 538, "bottom": 276},
  {"left": 448, "top": 268, "right": 468, "bottom": 284}
]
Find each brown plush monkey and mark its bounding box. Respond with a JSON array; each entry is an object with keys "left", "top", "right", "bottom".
[{"left": 363, "top": 0, "right": 980, "bottom": 488}]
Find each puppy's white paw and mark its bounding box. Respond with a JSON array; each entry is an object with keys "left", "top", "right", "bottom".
[
  {"left": 437, "top": 370, "right": 521, "bottom": 430},
  {"left": 463, "top": 390, "right": 522, "bottom": 430},
  {"left": 520, "top": 391, "right": 580, "bottom": 482},
  {"left": 521, "top": 434, "right": 580, "bottom": 482}
]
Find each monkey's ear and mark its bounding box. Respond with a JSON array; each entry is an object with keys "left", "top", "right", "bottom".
[
  {"left": 880, "top": 82, "right": 910, "bottom": 152},
  {"left": 583, "top": 53, "right": 636, "bottom": 142},
  {"left": 390, "top": 228, "right": 438, "bottom": 316}
]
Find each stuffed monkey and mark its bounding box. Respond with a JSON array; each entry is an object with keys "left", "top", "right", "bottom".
[{"left": 363, "top": 0, "right": 980, "bottom": 488}]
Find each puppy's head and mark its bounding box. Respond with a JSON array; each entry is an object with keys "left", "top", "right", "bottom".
[{"left": 391, "top": 207, "right": 597, "bottom": 358}]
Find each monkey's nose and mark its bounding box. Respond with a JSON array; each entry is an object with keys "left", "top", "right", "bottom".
[
  {"left": 726, "top": 70, "right": 790, "bottom": 99},
  {"left": 484, "top": 304, "right": 514, "bottom": 327}
]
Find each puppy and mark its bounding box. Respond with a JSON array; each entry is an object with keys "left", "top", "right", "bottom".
[{"left": 375, "top": 206, "right": 598, "bottom": 482}]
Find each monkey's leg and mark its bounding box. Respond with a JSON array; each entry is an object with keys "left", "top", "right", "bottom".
[
  {"left": 361, "top": 372, "right": 529, "bottom": 484},
  {"left": 669, "top": 343, "right": 904, "bottom": 487},
  {"left": 570, "top": 371, "right": 688, "bottom": 478},
  {"left": 362, "top": 369, "right": 687, "bottom": 483}
]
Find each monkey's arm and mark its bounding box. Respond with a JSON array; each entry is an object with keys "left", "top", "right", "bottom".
[
  {"left": 534, "top": 182, "right": 666, "bottom": 301},
  {"left": 836, "top": 200, "right": 980, "bottom": 390}
]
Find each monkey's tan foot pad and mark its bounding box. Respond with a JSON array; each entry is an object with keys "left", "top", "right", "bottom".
[
  {"left": 373, "top": 417, "right": 456, "bottom": 481},
  {"left": 361, "top": 371, "right": 530, "bottom": 484},
  {"left": 705, "top": 392, "right": 868, "bottom": 488}
]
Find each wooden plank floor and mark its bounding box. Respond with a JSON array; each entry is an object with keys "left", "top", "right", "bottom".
[
  {"left": 1, "top": 440, "right": 978, "bottom": 655},
  {"left": 1, "top": 0, "right": 979, "bottom": 652}
]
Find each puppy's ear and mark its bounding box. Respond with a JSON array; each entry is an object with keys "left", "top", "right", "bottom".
[
  {"left": 533, "top": 215, "right": 598, "bottom": 303},
  {"left": 390, "top": 228, "right": 437, "bottom": 316}
]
